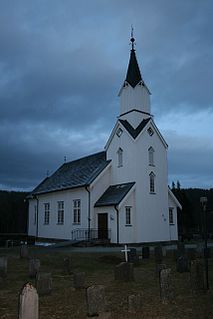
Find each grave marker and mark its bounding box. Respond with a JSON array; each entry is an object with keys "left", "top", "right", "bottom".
[
  {"left": 29, "top": 259, "right": 40, "bottom": 278},
  {"left": 18, "top": 283, "right": 38, "bottom": 319},
  {"left": 190, "top": 259, "right": 206, "bottom": 293},
  {"left": 64, "top": 256, "right": 72, "bottom": 274},
  {"left": 121, "top": 245, "right": 130, "bottom": 262},
  {"left": 142, "top": 246, "right": 150, "bottom": 259},
  {"left": 154, "top": 245, "right": 163, "bottom": 263},
  {"left": 86, "top": 285, "right": 106, "bottom": 317},
  {"left": 114, "top": 262, "right": 134, "bottom": 282},
  {"left": 128, "top": 248, "right": 139, "bottom": 264},
  {"left": 36, "top": 272, "right": 52, "bottom": 295},
  {"left": 160, "top": 268, "right": 175, "bottom": 304},
  {"left": 0, "top": 256, "right": 7, "bottom": 278},
  {"left": 20, "top": 245, "right": 29, "bottom": 259},
  {"left": 176, "top": 256, "right": 190, "bottom": 273},
  {"left": 73, "top": 272, "right": 86, "bottom": 289}
]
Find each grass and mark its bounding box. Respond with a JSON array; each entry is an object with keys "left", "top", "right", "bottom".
[{"left": 0, "top": 246, "right": 213, "bottom": 318}]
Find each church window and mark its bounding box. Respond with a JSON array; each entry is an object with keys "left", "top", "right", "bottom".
[
  {"left": 73, "top": 199, "right": 81, "bottom": 224},
  {"left": 147, "top": 127, "right": 154, "bottom": 136},
  {"left": 57, "top": 201, "right": 64, "bottom": 224},
  {"left": 169, "top": 208, "right": 174, "bottom": 224},
  {"left": 117, "top": 148, "right": 123, "bottom": 167},
  {"left": 44, "top": 203, "right": 50, "bottom": 225},
  {"left": 149, "top": 172, "right": 155, "bottom": 193},
  {"left": 125, "top": 206, "right": 132, "bottom": 225},
  {"left": 116, "top": 127, "right": 123, "bottom": 137},
  {"left": 148, "top": 147, "right": 155, "bottom": 166}
]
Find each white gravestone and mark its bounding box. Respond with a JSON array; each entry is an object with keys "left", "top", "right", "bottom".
[{"left": 18, "top": 283, "right": 38, "bottom": 319}]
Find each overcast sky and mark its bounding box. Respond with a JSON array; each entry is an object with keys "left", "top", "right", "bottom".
[{"left": 0, "top": 0, "right": 212, "bottom": 191}]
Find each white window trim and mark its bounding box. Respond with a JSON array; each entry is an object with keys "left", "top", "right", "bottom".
[
  {"left": 117, "top": 147, "right": 123, "bottom": 167},
  {"left": 57, "top": 201, "right": 64, "bottom": 225},
  {"left": 149, "top": 172, "right": 156, "bottom": 194},
  {"left": 169, "top": 207, "right": 174, "bottom": 225},
  {"left": 125, "top": 206, "right": 132, "bottom": 226},
  {"left": 148, "top": 146, "right": 155, "bottom": 166},
  {"left": 73, "top": 199, "right": 81, "bottom": 225},
  {"left": 44, "top": 203, "right": 50, "bottom": 225}
]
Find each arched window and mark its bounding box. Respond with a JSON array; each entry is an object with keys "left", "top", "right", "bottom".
[
  {"left": 149, "top": 172, "right": 155, "bottom": 193},
  {"left": 117, "top": 147, "right": 123, "bottom": 167},
  {"left": 148, "top": 147, "right": 155, "bottom": 166}
]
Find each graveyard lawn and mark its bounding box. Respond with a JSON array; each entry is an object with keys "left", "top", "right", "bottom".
[{"left": 0, "top": 246, "right": 213, "bottom": 319}]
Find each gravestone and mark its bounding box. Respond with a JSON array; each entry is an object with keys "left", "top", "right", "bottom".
[
  {"left": 64, "top": 256, "right": 72, "bottom": 274},
  {"left": 36, "top": 272, "right": 52, "bottom": 295},
  {"left": 128, "top": 294, "right": 143, "bottom": 313},
  {"left": 176, "top": 242, "right": 185, "bottom": 260},
  {"left": 190, "top": 259, "right": 206, "bottom": 293},
  {"left": 18, "top": 283, "right": 38, "bottom": 319},
  {"left": 176, "top": 256, "right": 190, "bottom": 273},
  {"left": 0, "top": 256, "right": 7, "bottom": 278},
  {"left": 114, "top": 262, "right": 134, "bottom": 282},
  {"left": 20, "top": 245, "right": 29, "bottom": 259},
  {"left": 162, "top": 246, "right": 167, "bottom": 257},
  {"left": 154, "top": 245, "right": 163, "bottom": 263},
  {"left": 73, "top": 272, "right": 86, "bottom": 289},
  {"left": 127, "top": 248, "right": 139, "bottom": 264},
  {"left": 86, "top": 285, "right": 106, "bottom": 317},
  {"left": 156, "top": 263, "right": 167, "bottom": 279},
  {"left": 159, "top": 268, "right": 175, "bottom": 304},
  {"left": 29, "top": 259, "right": 40, "bottom": 278},
  {"left": 142, "top": 246, "right": 150, "bottom": 259}
]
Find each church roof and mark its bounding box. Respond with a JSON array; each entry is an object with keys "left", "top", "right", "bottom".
[
  {"left": 125, "top": 48, "right": 143, "bottom": 88},
  {"left": 119, "top": 117, "right": 151, "bottom": 139},
  {"left": 31, "top": 151, "right": 111, "bottom": 195},
  {"left": 94, "top": 182, "right": 135, "bottom": 207}
]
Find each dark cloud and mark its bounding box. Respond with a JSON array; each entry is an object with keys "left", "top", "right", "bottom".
[{"left": 0, "top": 0, "right": 212, "bottom": 190}]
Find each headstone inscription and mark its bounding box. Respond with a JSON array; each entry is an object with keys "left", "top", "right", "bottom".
[
  {"left": 0, "top": 256, "right": 7, "bottom": 278},
  {"left": 114, "top": 262, "right": 134, "bottom": 282},
  {"left": 159, "top": 268, "right": 175, "bottom": 304},
  {"left": 18, "top": 283, "right": 38, "bottom": 319},
  {"left": 86, "top": 285, "right": 106, "bottom": 317},
  {"left": 36, "top": 272, "right": 52, "bottom": 295},
  {"left": 73, "top": 272, "right": 86, "bottom": 289},
  {"left": 29, "top": 259, "right": 40, "bottom": 278}
]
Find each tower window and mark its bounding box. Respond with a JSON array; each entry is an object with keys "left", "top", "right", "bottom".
[
  {"left": 116, "top": 127, "right": 123, "bottom": 137},
  {"left": 147, "top": 127, "right": 154, "bottom": 136},
  {"left": 148, "top": 147, "right": 155, "bottom": 166},
  {"left": 117, "top": 148, "right": 123, "bottom": 167},
  {"left": 169, "top": 208, "right": 174, "bottom": 224},
  {"left": 149, "top": 172, "right": 155, "bottom": 193}
]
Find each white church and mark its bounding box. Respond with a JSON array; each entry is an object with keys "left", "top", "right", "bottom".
[{"left": 28, "top": 35, "right": 181, "bottom": 244}]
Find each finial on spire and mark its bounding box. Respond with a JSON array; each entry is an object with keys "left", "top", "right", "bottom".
[{"left": 130, "top": 25, "right": 135, "bottom": 50}]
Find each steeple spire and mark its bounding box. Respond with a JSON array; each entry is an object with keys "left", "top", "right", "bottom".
[{"left": 125, "top": 28, "right": 142, "bottom": 88}]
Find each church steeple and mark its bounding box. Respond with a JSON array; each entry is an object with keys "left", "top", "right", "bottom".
[
  {"left": 119, "top": 31, "right": 151, "bottom": 127},
  {"left": 125, "top": 34, "right": 142, "bottom": 88}
]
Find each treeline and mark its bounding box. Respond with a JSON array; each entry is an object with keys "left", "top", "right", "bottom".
[
  {"left": 172, "top": 184, "right": 213, "bottom": 239},
  {"left": 0, "top": 190, "right": 28, "bottom": 234}
]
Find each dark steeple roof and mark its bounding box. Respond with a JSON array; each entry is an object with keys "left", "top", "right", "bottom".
[
  {"left": 125, "top": 46, "right": 142, "bottom": 88},
  {"left": 30, "top": 151, "right": 111, "bottom": 195}
]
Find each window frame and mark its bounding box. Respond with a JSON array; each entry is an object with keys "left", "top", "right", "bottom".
[
  {"left": 149, "top": 172, "right": 156, "bottom": 194},
  {"left": 125, "top": 206, "right": 132, "bottom": 226},
  {"left": 57, "top": 201, "right": 64, "bottom": 225},
  {"left": 169, "top": 207, "right": 174, "bottom": 225},
  {"left": 117, "top": 147, "right": 123, "bottom": 167},
  {"left": 44, "top": 203, "right": 50, "bottom": 225},
  {"left": 73, "top": 199, "right": 81, "bottom": 225},
  {"left": 148, "top": 146, "right": 155, "bottom": 166}
]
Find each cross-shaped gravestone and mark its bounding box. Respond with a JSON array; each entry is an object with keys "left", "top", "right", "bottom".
[{"left": 121, "top": 245, "right": 130, "bottom": 262}]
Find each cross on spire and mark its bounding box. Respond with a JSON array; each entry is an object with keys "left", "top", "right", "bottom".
[{"left": 130, "top": 25, "right": 135, "bottom": 51}]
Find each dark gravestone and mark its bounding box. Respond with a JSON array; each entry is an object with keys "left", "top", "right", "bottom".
[
  {"left": 177, "top": 242, "right": 185, "bottom": 259},
  {"left": 18, "top": 283, "right": 38, "bottom": 319},
  {"left": 128, "top": 294, "right": 143, "bottom": 313},
  {"left": 29, "top": 259, "right": 40, "bottom": 278},
  {"left": 190, "top": 259, "right": 206, "bottom": 293},
  {"left": 176, "top": 256, "right": 190, "bottom": 273},
  {"left": 128, "top": 248, "right": 139, "bottom": 264},
  {"left": 155, "top": 245, "right": 163, "bottom": 263},
  {"left": 20, "top": 245, "right": 29, "bottom": 259},
  {"left": 142, "top": 246, "right": 150, "bottom": 259},
  {"left": 36, "top": 273, "right": 52, "bottom": 295},
  {"left": 86, "top": 285, "right": 106, "bottom": 317},
  {"left": 160, "top": 268, "right": 175, "bottom": 304},
  {"left": 0, "top": 256, "right": 7, "bottom": 278},
  {"left": 64, "top": 256, "right": 72, "bottom": 274},
  {"left": 73, "top": 272, "right": 86, "bottom": 289},
  {"left": 114, "top": 262, "right": 134, "bottom": 282},
  {"left": 156, "top": 263, "right": 167, "bottom": 279},
  {"left": 187, "top": 248, "right": 196, "bottom": 261}
]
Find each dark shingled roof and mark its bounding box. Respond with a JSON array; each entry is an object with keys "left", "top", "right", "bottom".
[
  {"left": 125, "top": 49, "right": 142, "bottom": 88},
  {"left": 95, "top": 182, "right": 135, "bottom": 207},
  {"left": 31, "top": 151, "right": 111, "bottom": 195},
  {"left": 119, "top": 118, "right": 151, "bottom": 139}
]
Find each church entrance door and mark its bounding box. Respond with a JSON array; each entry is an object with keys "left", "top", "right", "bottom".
[{"left": 98, "top": 213, "right": 108, "bottom": 239}]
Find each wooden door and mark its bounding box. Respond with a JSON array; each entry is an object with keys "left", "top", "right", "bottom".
[{"left": 98, "top": 213, "right": 108, "bottom": 239}]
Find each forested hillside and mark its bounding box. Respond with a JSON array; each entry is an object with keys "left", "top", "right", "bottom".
[{"left": 0, "top": 190, "right": 28, "bottom": 233}]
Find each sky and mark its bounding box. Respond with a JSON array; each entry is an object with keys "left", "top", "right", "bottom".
[{"left": 0, "top": 0, "right": 213, "bottom": 191}]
